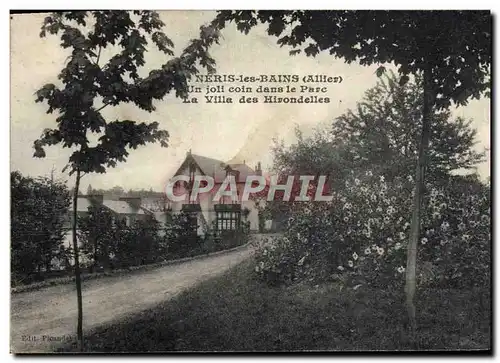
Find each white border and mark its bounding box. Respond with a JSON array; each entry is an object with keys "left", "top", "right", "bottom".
[{"left": 3, "top": 3, "right": 497, "bottom": 362}]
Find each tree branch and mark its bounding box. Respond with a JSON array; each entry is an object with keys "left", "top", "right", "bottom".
[
  {"left": 96, "top": 44, "right": 102, "bottom": 66},
  {"left": 96, "top": 103, "right": 110, "bottom": 113}
]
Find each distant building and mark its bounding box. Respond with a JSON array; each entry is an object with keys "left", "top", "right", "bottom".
[
  {"left": 62, "top": 195, "right": 160, "bottom": 251},
  {"left": 168, "top": 151, "right": 265, "bottom": 236},
  {"left": 60, "top": 152, "right": 268, "bottom": 266}
]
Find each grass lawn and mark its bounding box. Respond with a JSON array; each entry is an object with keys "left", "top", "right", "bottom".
[{"left": 59, "top": 260, "right": 491, "bottom": 352}]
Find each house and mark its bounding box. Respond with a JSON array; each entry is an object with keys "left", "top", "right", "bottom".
[
  {"left": 62, "top": 195, "right": 157, "bottom": 251},
  {"left": 167, "top": 151, "right": 265, "bottom": 236}
]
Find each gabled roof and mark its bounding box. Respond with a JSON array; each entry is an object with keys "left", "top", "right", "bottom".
[
  {"left": 103, "top": 200, "right": 147, "bottom": 215},
  {"left": 226, "top": 163, "right": 257, "bottom": 183},
  {"left": 75, "top": 197, "right": 147, "bottom": 215},
  {"left": 175, "top": 153, "right": 259, "bottom": 183}
]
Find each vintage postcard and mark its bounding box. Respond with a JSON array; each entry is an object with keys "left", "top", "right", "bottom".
[{"left": 10, "top": 10, "right": 491, "bottom": 353}]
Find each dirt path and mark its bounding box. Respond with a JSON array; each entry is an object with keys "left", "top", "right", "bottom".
[{"left": 10, "top": 242, "right": 257, "bottom": 353}]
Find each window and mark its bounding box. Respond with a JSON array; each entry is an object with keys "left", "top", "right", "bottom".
[{"left": 216, "top": 210, "right": 241, "bottom": 231}]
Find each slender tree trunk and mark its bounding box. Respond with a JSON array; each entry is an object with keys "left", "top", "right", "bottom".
[
  {"left": 405, "top": 65, "right": 433, "bottom": 334},
  {"left": 94, "top": 235, "right": 98, "bottom": 272},
  {"left": 72, "top": 168, "right": 84, "bottom": 351}
]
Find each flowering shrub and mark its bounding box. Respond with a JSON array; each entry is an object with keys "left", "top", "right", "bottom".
[{"left": 254, "top": 171, "right": 490, "bottom": 289}]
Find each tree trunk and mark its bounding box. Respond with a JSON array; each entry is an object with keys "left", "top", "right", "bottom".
[
  {"left": 45, "top": 257, "right": 51, "bottom": 273},
  {"left": 72, "top": 168, "right": 84, "bottom": 351},
  {"left": 94, "top": 235, "right": 98, "bottom": 272},
  {"left": 405, "top": 65, "right": 433, "bottom": 334}
]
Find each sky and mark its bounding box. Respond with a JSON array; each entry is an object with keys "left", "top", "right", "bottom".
[{"left": 10, "top": 11, "right": 491, "bottom": 192}]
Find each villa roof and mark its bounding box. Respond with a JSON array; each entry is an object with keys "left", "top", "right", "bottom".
[{"left": 187, "top": 153, "right": 258, "bottom": 183}]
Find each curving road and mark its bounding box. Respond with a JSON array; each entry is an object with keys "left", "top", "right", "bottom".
[{"left": 10, "top": 240, "right": 259, "bottom": 353}]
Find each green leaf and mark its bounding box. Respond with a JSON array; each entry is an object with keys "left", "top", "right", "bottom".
[
  {"left": 399, "top": 75, "right": 410, "bottom": 86},
  {"left": 375, "top": 66, "right": 386, "bottom": 78}
]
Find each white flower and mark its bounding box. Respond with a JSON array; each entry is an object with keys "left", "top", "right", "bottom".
[
  {"left": 441, "top": 221, "right": 450, "bottom": 231},
  {"left": 352, "top": 252, "right": 359, "bottom": 261},
  {"left": 407, "top": 175, "right": 413, "bottom": 182},
  {"left": 354, "top": 178, "right": 361, "bottom": 185},
  {"left": 394, "top": 242, "right": 402, "bottom": 250},
  {"left": 337, "top": 265, "right": 345, "bottom": 271},
  {"left": 421, "top": 237, "right": 428, "bottom": 245},
  {"left": 380, "top": 175, "right": 385, "bottom": 182},
  {"left": 461, "top": 234, "right": 471, "bottom": 241},
  {"left": 371, "top": 244, "right": 378, "bottom": 251},
  {"left": 397, "top": 266, "right": 405, "bottom": 274},
  {"left": 344, "top": 203, "right": 352, "bottom": 210},
  {"left": 425, "top": 229, "right": 435, "bottom": 235},
  {"left": 364, "top": 247, "right": 371, "bottom": 255},
  {"left": 458, "top": 222, "right": 466, "bottom": 231},
  {"left": 440, "top": 240, "right": 447, "bottom": 246},
  {"left": 343, "top": 216, "right": 349, "bottom": 222},
  {"left": 399, "top": 232, "right": 406, "bottom": 240},
  {"left": 366, "top": 171, "right": 373, "bottom": 177},
  {"left": 387, "top": 237, "right": 393, "bottom": 243},
  {"left": 348, "top": 260, "right": 354, "bottom": 268},
  {"left": 297, "top": 255, "right": 306, "bottom": 266},
  {"left": 377, "top": 247, "right": 385, "bottom": 256}
]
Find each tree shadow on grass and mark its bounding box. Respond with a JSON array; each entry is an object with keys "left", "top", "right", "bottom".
[{"left": 54, "top": 261, "right": 491, "bottom": 353}]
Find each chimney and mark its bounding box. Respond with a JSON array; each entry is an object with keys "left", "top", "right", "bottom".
[
  {"left": 87, "top": 194, "right": 103, "bottom": 204},
  {"left": 119, "top": 196, "right": 142, "bottom": 209},
  {"left": 255, "top": 161, "right": 262, "bottom": 176}
]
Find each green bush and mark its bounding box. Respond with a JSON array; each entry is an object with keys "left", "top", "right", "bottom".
[
  {"left": 163, "top": 212, "right": 202, "bottom": 258},
  {"left": 254, "top": 171, "right": 490, "bottom": 289}
]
